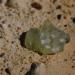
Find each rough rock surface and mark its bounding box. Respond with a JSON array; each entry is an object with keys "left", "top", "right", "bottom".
[{"left": 0, "top": 0, "right": 75, "bottom": 75}]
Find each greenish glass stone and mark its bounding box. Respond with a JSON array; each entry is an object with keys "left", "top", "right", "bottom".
[{"left": 25, "top": 20, "right": 70, "bottom": 55}]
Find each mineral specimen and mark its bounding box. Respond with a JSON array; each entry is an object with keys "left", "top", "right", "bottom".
[{"left": 24, "top": 20, "right": 70, "bottom": 55}]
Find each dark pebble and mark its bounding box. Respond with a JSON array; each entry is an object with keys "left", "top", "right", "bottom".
[
  {"left": 5, "top": 68, "right": 11, "bottom": 75},
  {"left": 57, "top": 14, "right": 62, "bottom": 20},
  {"left": 31, "top": 2, "right": 42, "bottom": 10},
  {"left": 71, "top": 17, "right": 75, "bottom": 23}
]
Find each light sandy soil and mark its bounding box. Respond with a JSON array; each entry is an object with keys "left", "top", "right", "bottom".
[{"left": 0, "top": 0, "right": 75, "bottom": 75}]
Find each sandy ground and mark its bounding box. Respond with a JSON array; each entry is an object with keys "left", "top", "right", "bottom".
[{"left": 0, "top": 0, "right": 75, "bottom": 75}]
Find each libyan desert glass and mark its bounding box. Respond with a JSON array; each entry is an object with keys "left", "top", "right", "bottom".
[{"left": 25, "top": 20, "right": 70, "bottom": 55}]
